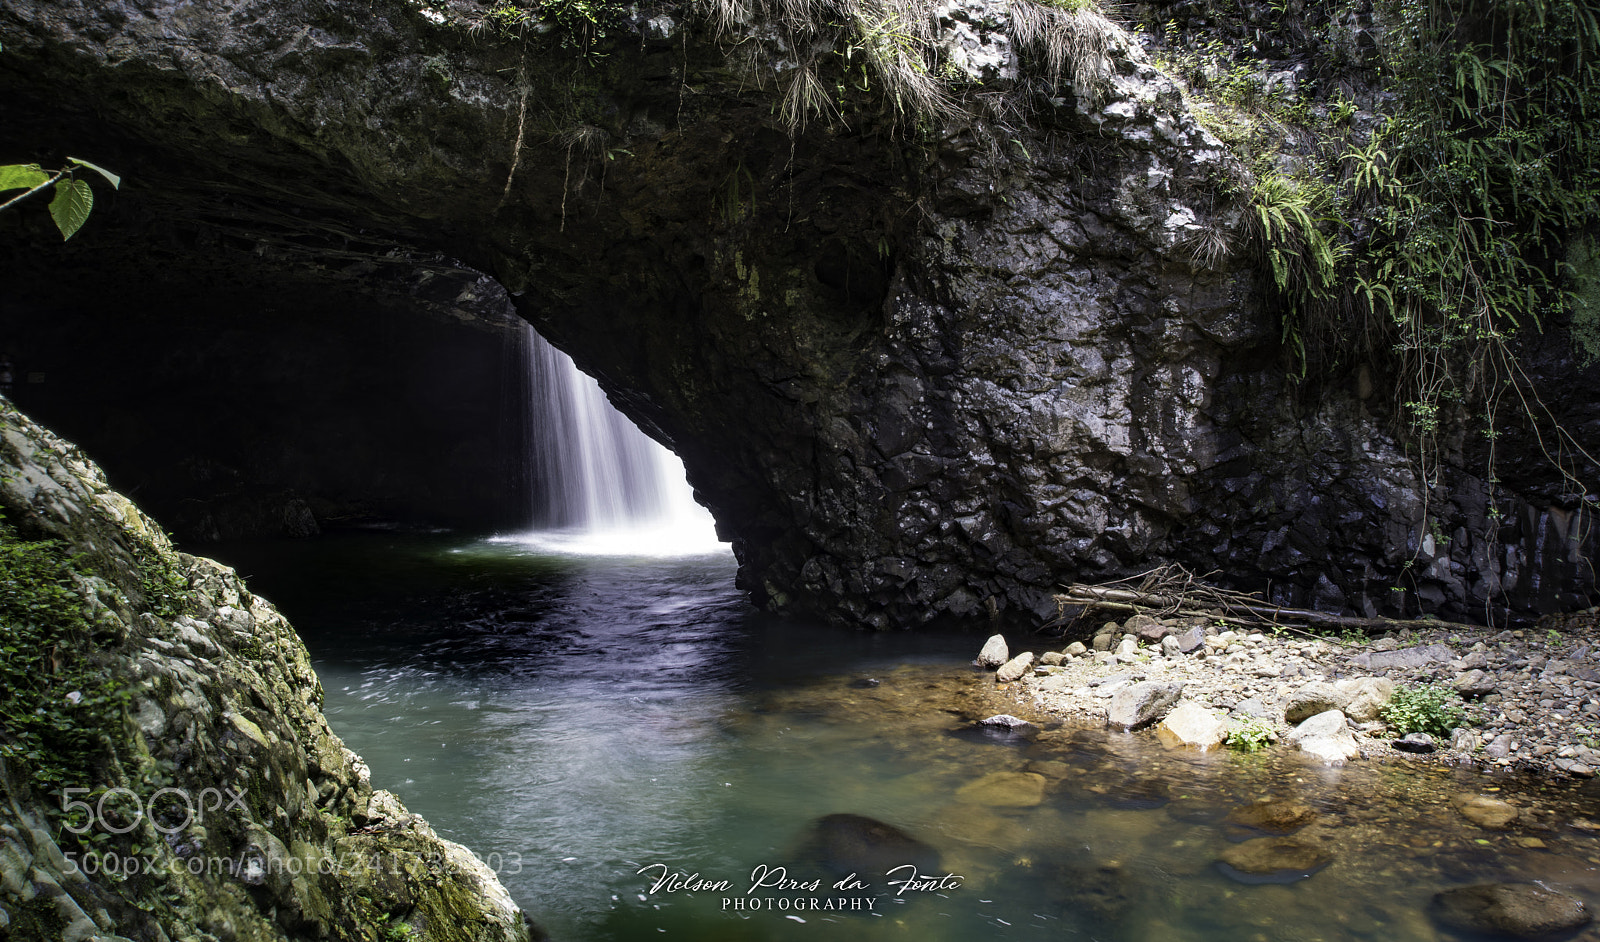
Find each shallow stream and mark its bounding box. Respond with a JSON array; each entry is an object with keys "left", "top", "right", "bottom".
[{"left": 210, "top": 533, "right": 1600, "bottom": 941}]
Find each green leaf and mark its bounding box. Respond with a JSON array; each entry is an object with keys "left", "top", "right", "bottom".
[
  {"left": 48, "top": 179, "right": 94, "bottom": 240},
  {"left": 66, "top": 157, "right": 120, "bottom": 189},
  {"left": 0, "top": 164, "right": 49, "bottom": 194}
]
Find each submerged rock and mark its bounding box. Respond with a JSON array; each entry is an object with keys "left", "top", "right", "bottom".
[
  {"left": 1225, "top": 798, "right": 1319, "bottom": 834},
  {"left": 1454, "top": 794, "right": 1520, "bottom": 830},
  {"left": 1051, "top": 864, "right": 1139, "bottom": 931},
  {"left": 955, "top": 771, "right": 1048, "bottom": 807},
  {"left": 1216, "top": 838, "right": 1333, "bottom": 883},
  {"left": 1430, "top": 883, "right": 1592, "bottom": 938},
  {"left": 796, "top": 814, "right": 941, "bottom": 878}
]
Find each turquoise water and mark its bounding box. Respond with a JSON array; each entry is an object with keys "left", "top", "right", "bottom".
[{"left": 211, "top": 534, "right": 1600, "bottom": 942}]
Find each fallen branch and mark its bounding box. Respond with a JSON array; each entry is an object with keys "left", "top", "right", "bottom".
[{"left": 1052, "top": 564, "right": 1483, "bottom": 637}]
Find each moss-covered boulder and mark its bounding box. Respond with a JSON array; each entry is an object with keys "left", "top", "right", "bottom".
[{"left": 0, "top": 399, "right": 532, "bottom": 941}]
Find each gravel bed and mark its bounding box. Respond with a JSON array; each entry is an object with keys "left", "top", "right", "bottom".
[{"left": 981, "top": 610, "right": 1600, "bottom": 776}]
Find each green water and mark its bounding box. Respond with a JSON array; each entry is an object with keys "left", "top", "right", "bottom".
[{"left": 210, "top": 533, "right": 1600, "bottom": 942}]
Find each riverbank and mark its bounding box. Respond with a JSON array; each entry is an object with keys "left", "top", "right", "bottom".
[{"left": 980, "top": 610, "right": 1600, "bottom": 779}]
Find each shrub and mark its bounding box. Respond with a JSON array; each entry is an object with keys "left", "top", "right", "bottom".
[
  {"left": 1380, "top": 684, "right": 1470, "bottom": 737},
  {"left": 1224, "top": 716, "right": 1277, "bottom": 752}
]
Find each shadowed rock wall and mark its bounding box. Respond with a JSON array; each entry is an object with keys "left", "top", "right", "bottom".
[{"left": 1, "top": 0, "right": 1593, "bottom": 627}]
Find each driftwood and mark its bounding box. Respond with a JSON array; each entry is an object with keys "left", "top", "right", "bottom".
[{"left": 1052, "top": 564, "right": 1483, "bottom": 637}]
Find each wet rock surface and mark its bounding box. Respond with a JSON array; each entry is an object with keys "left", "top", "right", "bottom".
[
  {"left": 1430, "top": 883, "right": 1592, "bottom": 938},
  {"left": 1216, "top": 837, "right": 1334, "bottom": 882}
]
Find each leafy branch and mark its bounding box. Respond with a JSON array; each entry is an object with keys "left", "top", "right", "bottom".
[{"left": 0, "top": 157, "right": 121, "bottom": 240}]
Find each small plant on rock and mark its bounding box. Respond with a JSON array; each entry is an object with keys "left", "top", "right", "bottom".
[
  {"left": 1381, "top": 684, "right": 1469, "bottom": 738},
  {"left": 1224, "top": 716, "right": 1276, "bottom": 752}
]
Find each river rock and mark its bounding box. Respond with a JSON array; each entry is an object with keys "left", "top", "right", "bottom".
[
  {"left": 1287, "top": 710, "right": 1360, "bottom": 764},
  {"left": 977, "top": 634, "right": 1010, "bottom": 669},
  {"left": 1454, "top": 794, "right": 1520, "bottom": 830},
  {"left": 1486, "top": 733, "right": 1515, "bottom": 759},
  {"left": 1334, "top": 677, "right": 1395, "bottom": 722},
  {"left": 1283, "top": 682, "right": 1352, "bottom": 723},
  {"left": 1217, "top": 838, "right": 1332, "bottom": 882},
  {"left": 978, "top": 714, "right": 1033, "bottom": 729},
  {"left": 1039, "top": 651, "right": 1065, "bottom": 667},
  {"left": 1108, "top": 682, "right": 1184, "bottom": 730},
  {"left": 1430, "top": 884, "right": 1592, "bottom": 938},
  {"left": 1232, "top": 697, "right": 1272, "bottom": 718},
  {"left": 1155, "top": 701, "right": 1225, "bottom": 751},
  {"left": 996, "top": 652, "right": 1036, "bottom": 683},
  {"left": 1393, "top": 732, "right": 1436, "bottom": 753},
  {"left": 1160, "top": 635, "right": 1182, "bottom": 658},
  {"left": 1052, "top": 864, "right": 1138, "bottom": 931},
  {"left": 1175, "top": 626, "right": 1207, "bottom": 654},
  {"left": 1124, "top": 614, "right": 1171, "bottom": 641},
  {"left": 1065, "top": 642, "right": 1088, "bottom": 656},
  {"left": 1454, "top": 668, "right": 1498, "bottom": 697},
  {"left": 955, "top": 771, "right": 1047, "bottom": 807},
  {"left": 1115, "top": 636, "right": 1139, "bottom": 658},
  {"left": 1225, "top": 798, "right": 1319, "bottom": 833},
  {"left": 797, "top": 814, "right": 940, "bottom": 877},
  {"left": 1349, "top": 644, "right": 1455, "bottom": 671}
]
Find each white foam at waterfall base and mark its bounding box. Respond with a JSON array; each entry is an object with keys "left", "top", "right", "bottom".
[{"left": 491, "top": 326, "right": 728, "bottom": 558}]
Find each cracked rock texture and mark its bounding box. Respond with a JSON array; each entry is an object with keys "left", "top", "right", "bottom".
[{"left": 0, "top": 0, "right": 1594, "bottom": 628}]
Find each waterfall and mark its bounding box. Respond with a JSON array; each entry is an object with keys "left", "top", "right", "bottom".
[{"left": 497, "top": 324, "right": 725, "bottom": 556}]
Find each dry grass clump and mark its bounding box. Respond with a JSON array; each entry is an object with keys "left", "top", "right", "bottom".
[{"left": 696, "top": 0, "right": 1121, "bottom": 131}]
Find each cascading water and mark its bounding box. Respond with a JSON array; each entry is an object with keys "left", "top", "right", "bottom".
[{"left": 496, "top": 324, "right": 726, "bottom": 556}]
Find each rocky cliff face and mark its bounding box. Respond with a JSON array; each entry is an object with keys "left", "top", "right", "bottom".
[
  {"left": 0, "top": 0, "right": 1592, "bottom": 628},
  {"left": 0, "top": 401, "right": 532, "bottom": 941}
]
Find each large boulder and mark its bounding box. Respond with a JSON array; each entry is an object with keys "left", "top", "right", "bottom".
[
  {"left": 1108, "top": 682, "right": 1185, "bottom": 730},
  {"left": 1334, "top": 677, "right": 1396, "bottom": 722},
  {"left": 1283, "top": 682, "right": 1353, "bottom": 723},
  {"left": 977, "top": 634, "right": 1010, "bottom": 669},
  {"left": 1155, "top": 701, "right": 1226, "bottom": 751},
  {"left": 1287, "top": 710, "right": 1361, "bottom": 764},
  {"left": 0, "top": 404, "right": 532, "bottom": 942}
]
